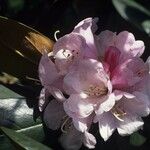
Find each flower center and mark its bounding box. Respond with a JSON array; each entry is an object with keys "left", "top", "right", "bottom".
[
  {"left": 111, "top": 103, "right": 126, "bottom": 122},
  {"left": 85, "top": 85, "right": 108, "bottom": 97}
]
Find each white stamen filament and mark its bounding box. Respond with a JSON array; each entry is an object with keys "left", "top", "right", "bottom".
[
  {"left": 111, "top": 106, "right": 126, "bottom": 122},
  {"left": 61, "top": 117, "right": 71, "bottom": 133},
  {"left": 54, "top": 30, "right": 60, "bottom": 41}
]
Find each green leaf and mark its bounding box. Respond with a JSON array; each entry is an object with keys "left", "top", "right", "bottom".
[
  {"left": 112, "top": 0, "right": 150, "bottom": 36},
  {"left": 0, "top": 84, "right": 22, "bottom": 99},
  {"left": 0, "top": 124, "right": 44, "bottom": 150},
  {"left": 130, "top": 132, "right": 146, "bottom": 146},
  {"left": 0, "top": 126, "right": 51, "bottom": 150},
  {"left": 0, "top": 85, "right": 45, "bottom": 149},
  {"left": 7, "top": 0, "right": 25, "bottom": 13}
]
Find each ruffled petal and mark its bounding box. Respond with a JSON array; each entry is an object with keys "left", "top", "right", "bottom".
[
  {"left": 97, "top": 30, "right": 116, "bottom": 58},
  {"left": 43, "top": 99, "right": 66, "bottom": 130},
  {"left": 63, "top": 94, "right": 94, "bottom": 118},
  {"left": 46, "top": 86, "right": 66, "bottom": 102},
  {"left": 96, "top": 112, "right": 116, "bottom": 141},
  {"left": 96, "top": 93, "right": 115, "bottom": 115},
  {"left": 73, "top": 17, "right": 98, "bottom": 58},
  {"left": 63, "top": 59, "right": 108, "bottom": 95},
  {"left": 83, "top": 131, "right": 96, "bottom": 149},
  {"left": 53, "top": 33, "right": 86, "bottom": 75},
  {"left": 124, "top": 92, "right": 150, "bottom": 117},
  {"left": 117, "top": 116, "right": 144, "bottom": 136},
  {"left": 116, "top": 31, "right": 145, "bottom": 57},
  {"left": 39, "top": 54, "right": 59, "bottom": 86}
]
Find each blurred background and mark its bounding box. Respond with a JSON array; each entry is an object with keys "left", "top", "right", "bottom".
[{"left": 0, "top": 0, "right": 150, "bottom": 150}]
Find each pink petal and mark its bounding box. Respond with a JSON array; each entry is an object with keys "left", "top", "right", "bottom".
[
  {"left": 104, "top": 46, "right": 121, "bottom": 72},
  {"left": 124, "top": 92, "right": 150, "bottom": 117},
  {"left": 46, "top": 86, "right": 66, "bottom": 102},
  {"left": 111, "top": 59, "right": 139, "bottom": 89},
  {"left": 53, "top": 33, "right": 86, "bottom": 75},
  {"left": 73, "top": 18, "right": 99, "bottom": 58},
  {"left": 43, "top": 99, "right": 66, "bottom": 130},
  {"left": 59, "top": 125, "right": 83, "bottom": 150},
  {"left": 83, "top": 131, "right": 96, "bottom": 149},
  {"left": 38, "top": 88, "right": 50, "bottom": 112},
  {"left": 116, "top": 31, "right": 145, "bottom": 57},
  {"left": 96, "top": 93, "right": 115, "bottom": 115},
  {"left": 73, "top": 117, "right": 88, "bottom": 132},
  {"left": 96, "top": 112, "right": 116, "bottom": 141},
  {"left": 117, "top": 116, "right": 144, "bottom": 136},
  {"left": 63, "top": 59, "right": 108, "bottom": 95},
  {"left": 63, "top": 94, "right": 94, "bottom": 118},
  {"left": 72, "top": 114, "right": 93, "bottom": 133},
  {"left": 97, "top": 30, "right": 116, "bottom": 58},
  {"left": 113, "top": 90, "right": 135, "bottom": 101},
  {"left": 39, "top": 54, "right": 59, "bottom": 86},
  {"left": 130, "top": 40, "right": 145, "bottom": 57}
]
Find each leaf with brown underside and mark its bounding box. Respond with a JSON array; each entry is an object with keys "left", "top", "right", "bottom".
[
  {"left": 0, "top": 16, "right": 54, "bottom": 64},
  {"left": 23, "top": 32, "right": 54, "bottom": 56}
]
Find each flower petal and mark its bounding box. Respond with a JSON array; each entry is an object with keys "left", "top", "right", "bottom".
[
  {"left": 63, "top": 59, "right": 108, "bottom": 95},
  {"left": 116, "top": 31, "right": 145, "bottom": 57},
  {"left": 104, "top": 46, "right": 121, "bottom": 72},
  {"left": 83, "top": 131, "right": 96, "bottom": 149},
  {"left": 124, "top": 92, "right": 150, "bottom": 117},
  {"left": 97, "top": 30, "right": 116, "bottom": 58},
  {"left": 46, "top": 86, "right": 66, "bottom": 102},
  {"left": 63, "top": 94, "right": 94, "bottom": 118},
  {"left": 39, "top": 54, "right": 59, "bottom": 86},
  {"left": 96, "top": 112, "right": 116, "bottom": 141},
  {"left": 39, "top": 88, "right": 50, "bottom": 112},
  {"left": 117, "top": 116, "right": 144, "bottom": 136},
  {"left": 43, "top": 99, "right": 66, "bottom": 130},
  {"left": 73, "top": 17, "right": 98, "bottom": 58},
  {"left": 96, "top": 93, "right": 115, "bottom": 115}
]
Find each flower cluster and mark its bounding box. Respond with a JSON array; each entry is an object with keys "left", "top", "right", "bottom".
[{"left": 38, "top": 18, "right": 150, "bottom": 150}]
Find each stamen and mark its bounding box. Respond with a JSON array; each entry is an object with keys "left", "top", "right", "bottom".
[
  {"left": 61, "top": 117, "right": 72, "bottom": 133},
  {"left": 111, "top": 105, "right": 126, "bottom": 122},
  {"left": 48, "top": 52, "right": 53, "bottom": 57},
  {"left": 84, "top": 85, "right": 108, "bottom": 97},
  {"left": 26, "top": 76, "right": 41, "bottom": 83},
  {"left": 54, "top": 30, "right": 60, "bottom": 41}
]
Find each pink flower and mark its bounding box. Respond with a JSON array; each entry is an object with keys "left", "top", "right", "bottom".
[
  {"left": 94, "top": 91, "right": 150, "bottom": 141},
  {"left": 38, "top": 18, "right": 99, "bottom": 149},
  {"left": 93, "top": 33, "right": 150, "bottom": 141},
  {"left": 96, "top": 30, "right": 145, "bottom": 58},
  {"left": 63, "top": 59, "right": 115, "bottom": 146},
  {"left": 38, "top": 17, "right": 150, "bottom": 149}
]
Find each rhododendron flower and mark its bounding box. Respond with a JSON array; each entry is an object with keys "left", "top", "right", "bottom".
[
  {"left": 63, "top": 58, "right": 115, "bottom": 131},
  {"left": 38, "top": 17, "right": 150, "bottom": 150},
  {"left": 96, "top": 30, "right": 145, "bottom": 58},
  {"left": 94, "top": 91, "right": 150, "bottom": 141}
]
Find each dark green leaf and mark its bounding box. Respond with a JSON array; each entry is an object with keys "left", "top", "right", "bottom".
[
  {"left": 7, "top": 0, "right": 25, "bottom": 13},
  {"left": 0, "top": 124, "right": 44, "bottom": 150},
  {"left": 112, "top": 0, "right": 150, "bottom": 36},
  {"left": 130, "top": 132, "right": 146, "bottom": 146},
  {"left": 0, "top": 126, "right": 51, "bottom": 150}
]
